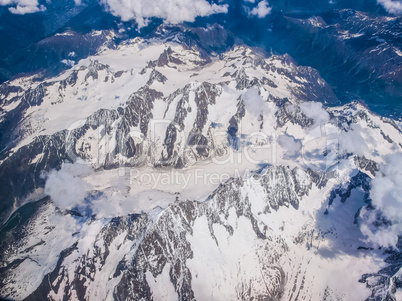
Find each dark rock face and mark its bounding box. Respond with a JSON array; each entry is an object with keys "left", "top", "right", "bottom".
[
  {"left": 123, "top": 87, "right": 162, "bottom": 136},
  {"left": 355, "top": 156, "right": 379, "bottom": 177},
  {"left": 157, "top": 47, "right": 185, "bottom": 67},
  {"left": 258, "top": 166, "right": 312, "bottom": 211},
  {"left": 1, "top": 28, "right": 116, "bottom": 85},
  {"left": 0, "top": 132, "right": 68, "bottom": 224},
  {"left": 147, "top": 70, "right": 167, "bottom": 86},
  {"left": 20, "top": 83, "right": 49, "bottom": 108},
  {"left": 115, "top": 205, "right": 197, "bottom": 301},
  {"left": 306, "top": 168, "right": 331, "bottom": 189},
  {"left": 0, "top": 85, "right": 23, "bottom": 104},
  {"left": 24, "top": 213, "right": 149, "bottom": 301},
  {"left": 159, "top": 82, "right": 221, "bottom": 166},
  {"left": 360, "top": 237, "right": 402, "bottom": 301},
  {"left": 268, "top": 56, "right": 339, "bottom": 105},
  {"left": 0, "top": 82, "right": 50, "bottom": 150},
  {"left": 24, "top": 242, "right": 80, "bottom": 301},
  {"left": 227, "top": 96, "right": 245, "bottom": 149},
  {"left": 275, "top": 98, "right": 314, "bottom": 128},
  {"left": 327, "top": 171, "right": 371, "bottom": 206}
]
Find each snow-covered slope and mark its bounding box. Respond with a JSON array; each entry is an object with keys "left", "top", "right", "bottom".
[
  {"left": 0, "top": 34, "right": 341, "bottom": 223},
  {"left": 1, "top": 32, "right": 402, "bottom": 301}
]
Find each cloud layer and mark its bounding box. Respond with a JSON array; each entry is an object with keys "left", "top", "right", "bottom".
[
  {"left": 360, "top": 153, "right": 402, "bottom": 248},
  {"left": 99, "top": 0, "right": 228, "bottom": 27},
  {"left": 248, "top": 0, "right": 271, "bottom": 18},
  {"left": 378, "top": 0, "right": 402, "bottom": 15},
  {"left": 278, "top": 134, "right": 301, "bottom": 158},
  {"left": 299, "top": 101, "right": 330, "bottom": 126},
  {"left": 2, "top": 0, "right": 401, "bottom": 19},
  {"left": 44, "top": 163, "right": 93, "bottom": 210},
  {"left": 0, "top": 0, "right": 45, "bottom": 14},
  {"left": 0, "top": 0, "right": 273, "bottom": 24},
  {"left": 0, "top": 0, "right": 229, "bottom": 21},
  {"left": 1, "top": 0, "right": 273, "bottom": 23}
]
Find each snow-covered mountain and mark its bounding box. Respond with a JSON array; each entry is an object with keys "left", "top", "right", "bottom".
[{"left": 1, "top": 29, "right": 402, "bottom": 300}]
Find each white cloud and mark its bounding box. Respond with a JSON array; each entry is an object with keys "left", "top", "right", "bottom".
[
  {"left": 299, "top": 101, "right": 330, "bottom": 126},
  {"left": 43, "top": 163, "right": 139, "bottom": 219},
  {"left": 249, "top": 0, "right": 271, "bottom": 18},
  {"left": 378, "top": 0, "right": 402, "bottom": 15},
  {"left": 243, "top": 87, "right": 277, "bottom": 127},
  {"left": 338, "top": 124, "right": 371, "bottom": 156},
  {"left": 360, "top": 210, "right": 401, "bottom": 248},
  {"left": 370, "top": 153, "right": 402, "bottom": 223},
  {"left": 0, "top": 0, "right": 45, "bottom": 14},
  {"left": 278, "top": 134, "right": 302, "bottom": 158},
  {"left": 360, "top": 153, "right": 402, "bottom": 248},
  {"left": 61, "top": 59, "right": 75, "bottom": 67},
  {"left": 44, "top": 163, "right": 93, "bottom": 210},
  {"left": 243, "top": 87, "right": 265, "bottom": 116},
  {"left": 98, "top": 0, "right": 228, "bottom": 27},
  {"left": 1, "top": 0, "right": 229, "bottom": 21}
]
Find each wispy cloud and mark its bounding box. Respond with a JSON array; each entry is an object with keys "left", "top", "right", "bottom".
[
  {"left": 299, "top": 101, "right": 330, "bottom": 126},
  {"left": 0, "top": 0, "right": 229, "bottom": 21},
  {"left": 278, "top": 134, "right": 302, "bottom": 158},
  {"left": 338, "top": 124, "right": 372, "bottom": 156},
  {"left": 378, "top": 0, "right": 402, "bottom": 15},
  {"left": 360, "top": 153, "right": 402, "bottom": 248},
  {"left": 99, "top": 0, "right": 228, "bottom": 27},
  {"left": 248, "top": 0, "right": 272, "bottom": 18},
  {"left": 0, "top": 0, "right": 45, "bottom": 14},
  {"left": 44, "top": 163, "right": 93, "bottom": 211}
]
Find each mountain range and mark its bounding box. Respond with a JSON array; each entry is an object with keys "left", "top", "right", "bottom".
[{"left": 0, "top": 1, "right": 402, "bottom": 300}]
